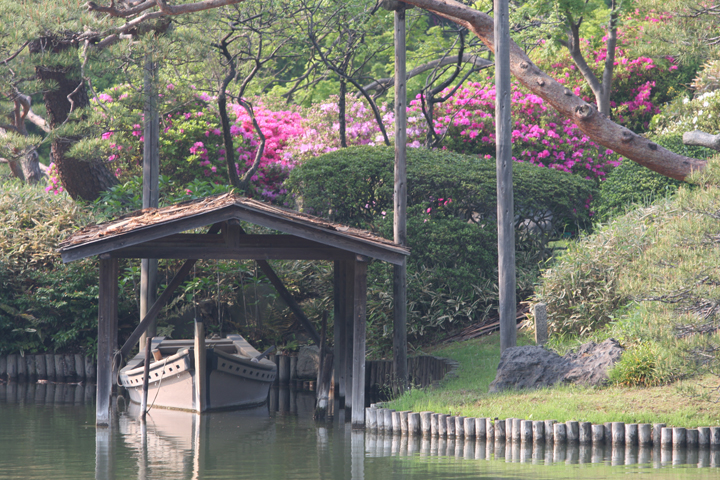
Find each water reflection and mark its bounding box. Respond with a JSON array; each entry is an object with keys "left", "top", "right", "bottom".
[
  {"left": 115, "top": 402, "right": 272, "bottom": 480},
  {"left": 3, "top": 383, "right": 720, "bottom": 480},
  {"left": 358, "top": 428, "right": 720, "bottom": 472}
]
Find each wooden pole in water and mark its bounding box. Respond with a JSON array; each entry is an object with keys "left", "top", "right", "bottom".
[
  {"left": 315, "top": 312, "right": 334, "bottom": 420},
  {"left": 140, "top": 52, "right": 159, "bottom": 352},
  {"left": 96, "top": 257, "right": 118, "bottom": 426},
  {"left": 351, "top": 257, "right": 368, "bottom": 428},
  {"left": 333, "top": 260, "right": 346, "bottom": 403},
  {"left": 140, "top": 336, "right": 152, "bottom": 420},
  {"left": 194, "top": 320, "right": 206, "bottom": 413},
  {"left": 495, "top": 0, "right": 517, "bottom": 353}
]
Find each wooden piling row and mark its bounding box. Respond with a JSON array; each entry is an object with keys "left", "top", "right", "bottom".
[
  {"left": 364, "top": 356, "right": 457, "bottom": 394},
  {"left": 0, "top": 354, "right": 97, "bottom": 383},
  {"left": 364, "top": 407, "right": 720, "bottom": 451}
]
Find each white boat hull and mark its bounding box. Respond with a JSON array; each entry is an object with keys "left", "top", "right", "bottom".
[{"left": 119, "top": 335, "right": 276, "bottom": 412}]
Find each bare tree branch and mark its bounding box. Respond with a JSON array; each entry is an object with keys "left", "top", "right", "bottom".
[
  {"left": 25, "top": 110, "right": 50, "bottom": 133},
  {"left": 2, "top": 41, "right": 31, "bottom": 65},
  {"left": 360, "top": 53, "right": 492, "bottom": 94}
]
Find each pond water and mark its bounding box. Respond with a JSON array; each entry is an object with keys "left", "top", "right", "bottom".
[{"left": 1, "top": 382, "right": 719, "bottom": 480}]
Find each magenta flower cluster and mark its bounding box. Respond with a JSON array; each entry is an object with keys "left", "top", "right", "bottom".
[{"left": 407, "top": 81, "right": 621, "bottom": 180}]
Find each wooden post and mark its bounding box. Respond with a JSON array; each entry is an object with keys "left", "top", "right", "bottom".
[
  {"left": 392, "top": 4, "right": 409, "bottom": 396},
  {"left": 140, "top": 336, "right": 152, "bottom": 420},
  {"left": 533, "top": 421, "right": 545, "bottom": 443},
  {"left": 495, "top": 0, "right": 517, "bottom": 353},
  {"left": 194, "top": 320, "right": 206, "bottom": 413},
  {"left": 315, "top": 312, "right": 334, "bottom": 420},
  {"left": 97, "top": 257, "right": 118, "bottom": 426},
  {"left": 6, "top": 354, "right": 17, "bottom": 381},
  {"left": 333, "top": 260, "right": 346, "bottom": 404},
  {"left": 351, "top": 257, "right": 367, "bottom": 428},
  {"left": 140, "top": 53, "right": 159, "bottom": 351},
  {"left": 534, "top": 303, "right": 548, "bottom": 345},
  {"left": 345, "top": 259, "right": 355, "bottom": 408}
]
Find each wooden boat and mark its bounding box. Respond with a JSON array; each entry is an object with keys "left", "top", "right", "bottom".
[{"left": 119, "top": 333, "right": 276, "bottom": 412}]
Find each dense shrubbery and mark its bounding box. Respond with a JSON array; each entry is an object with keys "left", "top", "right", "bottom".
[
  {"left": 0, "top": 182, "right": 137, "bottom": 356},
  {"left": 535, "top": 159, "right": 720, "bottom": 386},
  {"left": 286, "top": 146, "right": 594, "bottom": 351},
  {"left": 593, "top": 157, "right": 684, "bottom": 222}
]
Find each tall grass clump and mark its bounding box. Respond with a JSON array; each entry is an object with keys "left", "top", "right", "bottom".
[{"left": 535, "top": 157, "right": 720, "bottom": 387}]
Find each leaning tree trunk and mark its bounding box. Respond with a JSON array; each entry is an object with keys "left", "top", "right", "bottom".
[
  {"left": 29, "top": 38, "right": 117, "bottom": 201},
  {"left": 399, "top": 0, "right": 707, "bottom": 181}
]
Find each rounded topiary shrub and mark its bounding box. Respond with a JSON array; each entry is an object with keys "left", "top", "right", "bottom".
[{"left": 286, "top": 146, "right": 594, "bottom": 348}]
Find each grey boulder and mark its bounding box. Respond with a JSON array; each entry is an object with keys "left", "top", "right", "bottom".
[{"left": 488, "top": 339, "right": 623, "bottom": 393}]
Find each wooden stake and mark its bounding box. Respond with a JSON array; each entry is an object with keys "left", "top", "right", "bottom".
[
  {"left": 194, "top": 320, "right": 206, "bottom": 413},
  {"left": 351, "top": 257, "right": 368, "bottom": 428},
  {"left": 315, "top": 311, "right": 333, "bottom": 420},
  {"left": 333, "top": 260, "right": 346, "bottom": 400},
  {"left": 140, "top": 53, "right": 159, "bottom": 351},
  {"left": 140, "top": 336, "right": 152, "bottom": 420},
  {"left": 345, "top": 260, "right": 355, "bottom": 408}
]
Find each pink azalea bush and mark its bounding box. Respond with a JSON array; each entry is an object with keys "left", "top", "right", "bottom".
[
  {"left": 157, "top": 100, "right": 308, "bottom": 200},
  {"left": 62, "top": 83, "right": 308, "bottom": 201},
  {"left": 409, "top": 81, "right": 621, "bottom": 180},
  {"left": 284, "top": 98, "right": 394, "bottom": 162},
  {"left": 228, "top": 103, "right": 305, "bottom": 200}
]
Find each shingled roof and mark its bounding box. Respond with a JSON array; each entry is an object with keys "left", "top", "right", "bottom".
[{"left": 58, "top": 193, "right": 409, "bottom": 265}]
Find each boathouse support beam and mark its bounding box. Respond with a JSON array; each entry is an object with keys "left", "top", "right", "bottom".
[
  {"left": 120, "top": 257, "right": 199, "bottom": 359},
  {"left": 351, "top": 256, "right": 368, "bottom": 428},
  {"left": 345, "top": 259, "right": 356, "bottom": 409},
  {"left": 255, "top": 259, "right": 322, "bottom": 346},
  {"left": 97, "top": 257, "right": 119, "bottom": 426},
  {"left": 333, "top": 260, "right": 347, "bottom": 406}
]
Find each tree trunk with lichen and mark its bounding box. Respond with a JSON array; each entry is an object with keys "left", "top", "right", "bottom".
[
  {"left": 399, "top": 0, "right": 707, "bottom": 181},
  {"left": 29, "top": 38, "right": 117, "bottom": 201}
]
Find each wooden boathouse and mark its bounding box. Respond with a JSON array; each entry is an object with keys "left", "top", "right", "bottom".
[{"left": 57, "top": 193, "right": 409, "bottom": 427}]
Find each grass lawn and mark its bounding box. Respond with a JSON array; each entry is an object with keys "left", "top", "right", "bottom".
[{"left": 386, "top": 331, "right": 720, "bottom": 428}]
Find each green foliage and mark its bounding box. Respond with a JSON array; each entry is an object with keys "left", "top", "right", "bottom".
[
  {"left": 651, "top": 87, "right": 720, "bottom": 138},
  {"left": 593, "top": 131, "right": 716, "bottom": 222},
  {"left": 608, "top": 341, "right": 660, "bottom": 387},
  {"left": 0, "top": 182, "right": 137, "bottom": 356},
  {"left": 286, "top": 146, "right": 594, "bottom": 349},
  {"left": 537, "top": 159, "right": 720, "bottom": 387},
  {"left": 594, "top": 161, "right": 680, "bottom": 222},
  {"left": 287, "top": 145, "right": 594, "bottom": 237},
  {"left": 92, "top": 176, "right": 234, "bottom": 220}
]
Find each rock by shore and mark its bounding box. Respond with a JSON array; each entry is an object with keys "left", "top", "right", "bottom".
[{"left": 488, "top": 338, "right": 623, "bottom": 393}]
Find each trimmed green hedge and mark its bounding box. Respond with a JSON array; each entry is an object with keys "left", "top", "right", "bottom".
[{"left": 286, "top": 146, "right": 595, "bottom": 349}]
